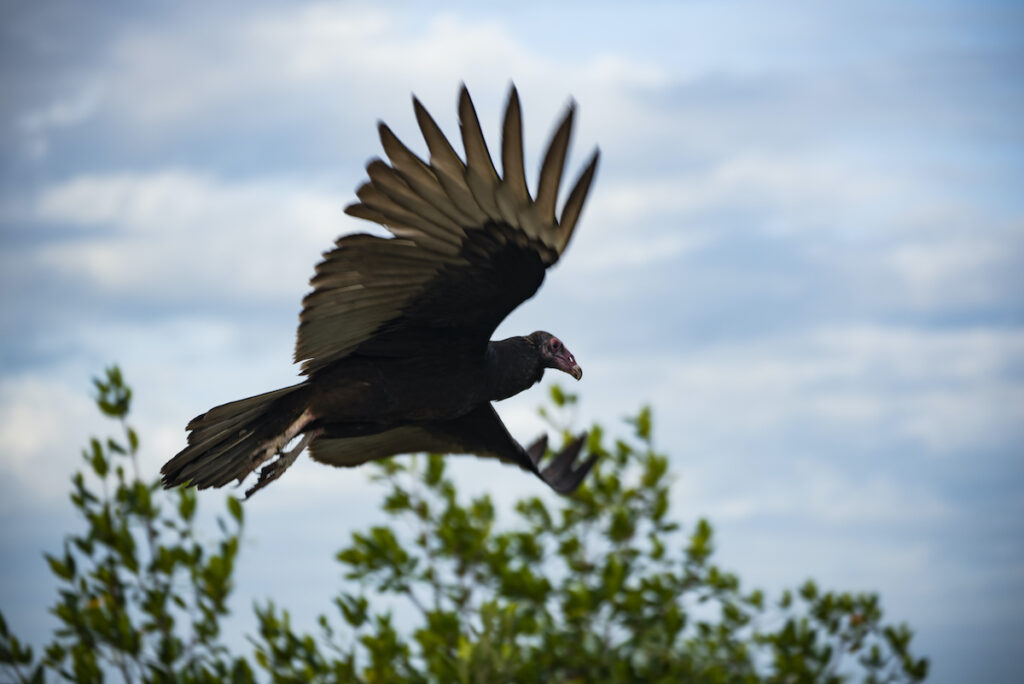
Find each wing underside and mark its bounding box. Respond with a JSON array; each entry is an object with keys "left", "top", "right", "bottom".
[{"left": 310, "top": 404, "right": 597, "bottom": 494}]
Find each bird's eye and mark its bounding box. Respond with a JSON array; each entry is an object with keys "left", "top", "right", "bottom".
[{"left": 551, "top": 339, "right": 562, "bottom": 351}]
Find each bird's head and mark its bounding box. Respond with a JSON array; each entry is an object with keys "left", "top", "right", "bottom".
[{"left": 529, "top": 331, "right": 582, "bottom": 381}]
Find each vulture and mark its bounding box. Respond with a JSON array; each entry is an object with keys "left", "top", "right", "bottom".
[{"left": 161, "top": 85, "right": 600, "bottom": 499}]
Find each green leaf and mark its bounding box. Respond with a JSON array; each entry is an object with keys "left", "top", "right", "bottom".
[
  {"left": 336, "top": 594, "right": 369, "bottom": 628},
  {"left": 425, "top": 454, "right": 445, "bottom": 487},
  {"left": 45, "top": 553, "right": 74, "bottom": 581},
  {"left": 178, "top": 488, "right": 197, "bottom": 522},
  {"left": 227, "top": 496, "right": 244, "bottom": 524},
  {"left": 90, "top": 443, "right": 108, "bottom": 478},
  {"left": 630, "top": 405, "right": 652, "bottom": 441}
]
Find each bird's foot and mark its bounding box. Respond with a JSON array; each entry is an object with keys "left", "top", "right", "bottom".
[{"left": 245, "top": 429, "right": 321, "bottom": 499}]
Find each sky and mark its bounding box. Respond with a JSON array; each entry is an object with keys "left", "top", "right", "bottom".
[{"left": 1, "top": 1, "right": 1022, "bottom": 680}]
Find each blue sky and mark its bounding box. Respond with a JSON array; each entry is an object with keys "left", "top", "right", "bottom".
[{"left": 1, "top": 1, "right": 1022, "bottom": 680}]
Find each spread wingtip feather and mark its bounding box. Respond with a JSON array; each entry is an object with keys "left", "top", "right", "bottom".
[
  {"left": 535, "top": 101, "right": 576, "bottom": 226},
  {"left": 501, "top": 85, "right": 530, "bottom": 207}
]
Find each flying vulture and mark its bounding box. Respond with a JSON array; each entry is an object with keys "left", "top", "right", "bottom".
[{"left": 161, "top": 85, "right": 601, "bottom": 498}]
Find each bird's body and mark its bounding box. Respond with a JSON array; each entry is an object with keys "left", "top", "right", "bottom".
[
  {"left": 307, "top": 336, "right": 539, "bottom": 429},
  {"left": 162, "top": 85, "right": 600, "bottom": 497}
]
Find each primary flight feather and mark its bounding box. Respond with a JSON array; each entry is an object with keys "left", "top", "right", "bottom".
[{"left": 161, "top": 85, "right": 601, "bottom": 498}]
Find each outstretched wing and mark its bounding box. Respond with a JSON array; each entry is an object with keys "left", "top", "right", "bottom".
[
  {"left": 309, "top": 404, "right": 597, "bottom": 494},
  {"left": 295, "top": 85, "right": 600, "bottom": 374}
]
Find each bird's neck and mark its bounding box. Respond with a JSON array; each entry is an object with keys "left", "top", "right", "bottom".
[{"left": 485, "top": 337, "right": 545, "bottom": 402}]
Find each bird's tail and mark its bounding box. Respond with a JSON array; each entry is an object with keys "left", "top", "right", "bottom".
[{"left": 161, "top": 383, "right": 313, "bottom": 492}]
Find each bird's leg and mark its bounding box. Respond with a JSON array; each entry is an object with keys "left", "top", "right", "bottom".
[
  {"left": 246, "top": 408, "right": 316, "bottom": 475},
  {"left": 245, "top": 427, "right": 324, "bottom": 499}
]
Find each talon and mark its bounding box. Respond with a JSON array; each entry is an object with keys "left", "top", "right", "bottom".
[{"left": 244, "top": 429, "right": 321, "bottom": 499}]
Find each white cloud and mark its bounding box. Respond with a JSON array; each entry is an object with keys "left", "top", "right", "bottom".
[
  {"left": 593, "top": 150, "right": 915, "bottom": 234},
  {"left": 34, "top": 170, "right": 347, "bottom": 302},
  {"left": 888, "top": 235, "right": 1014, "bottom": 308},
  {"left": 570, "top": 230, "right": 709, "bottom": 275},
  {"left": 694, "top": 458, "right": 954, "bottom": 525},
  {"left": 0, "top": 376, "right": 97, "bottom": 506},
  {"left": 96, "top": 3, "right": 666, "bottom": 145},
  {"left": 585, "top": 324, "right": 1024, "bottom": 461},
  {"left": 18, "top": 86, "right": 104, "bottom": 159}
]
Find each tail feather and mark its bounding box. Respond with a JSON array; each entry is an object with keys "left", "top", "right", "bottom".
[{"left": 162, "top": 384, "right": 310, "bottom": 490}]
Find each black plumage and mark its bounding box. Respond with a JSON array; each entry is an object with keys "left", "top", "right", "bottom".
[{"left": 161, "top": 85, "right": 600, "bottom": 498}]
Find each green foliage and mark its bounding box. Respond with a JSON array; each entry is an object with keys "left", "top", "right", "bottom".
[
  {"left": 271, "top": 389, "right": 928, "bottom": 683},
  {"left": 0, "top": 366, "right": 251, "bottom": 683},
  {"left": 0, "top": 372, "right": 929, "bottom": 683}
]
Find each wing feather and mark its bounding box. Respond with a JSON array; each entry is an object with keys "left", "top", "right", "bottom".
[
  {"left": 500, "top": 86, "right": 530, "bottom": 205},
  {"left": 354, "top": 183, "right": 463, "bottom": 250},
  {"left": 534, "top": 103, "right": 575, "bottom": 227},
  {"left": 365, "top": 160, "right": 465, "bottom": 235},
  {"left": 458, "top": 86, "right": 503, "bottom": 219},
  {"left": 557, "top": 149, "right": 601, "bottom": 252},
  {"left": 344, "top": 202, "right": 461, "bottom": 257},
  {"left": 378, "top": 123, "right": 476, "bottom": 226},
  {"left": 414, "top": 97, "right": 489, "bottom": 223}
]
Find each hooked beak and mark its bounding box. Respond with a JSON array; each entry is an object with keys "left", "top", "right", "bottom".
[{"left": 553, "top": 348, "right": 583, "bottom": 381}]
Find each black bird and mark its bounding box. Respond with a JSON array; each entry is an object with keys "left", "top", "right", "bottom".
[{"left": 161, "top": 85, "right": 600, "bottom": 499}]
